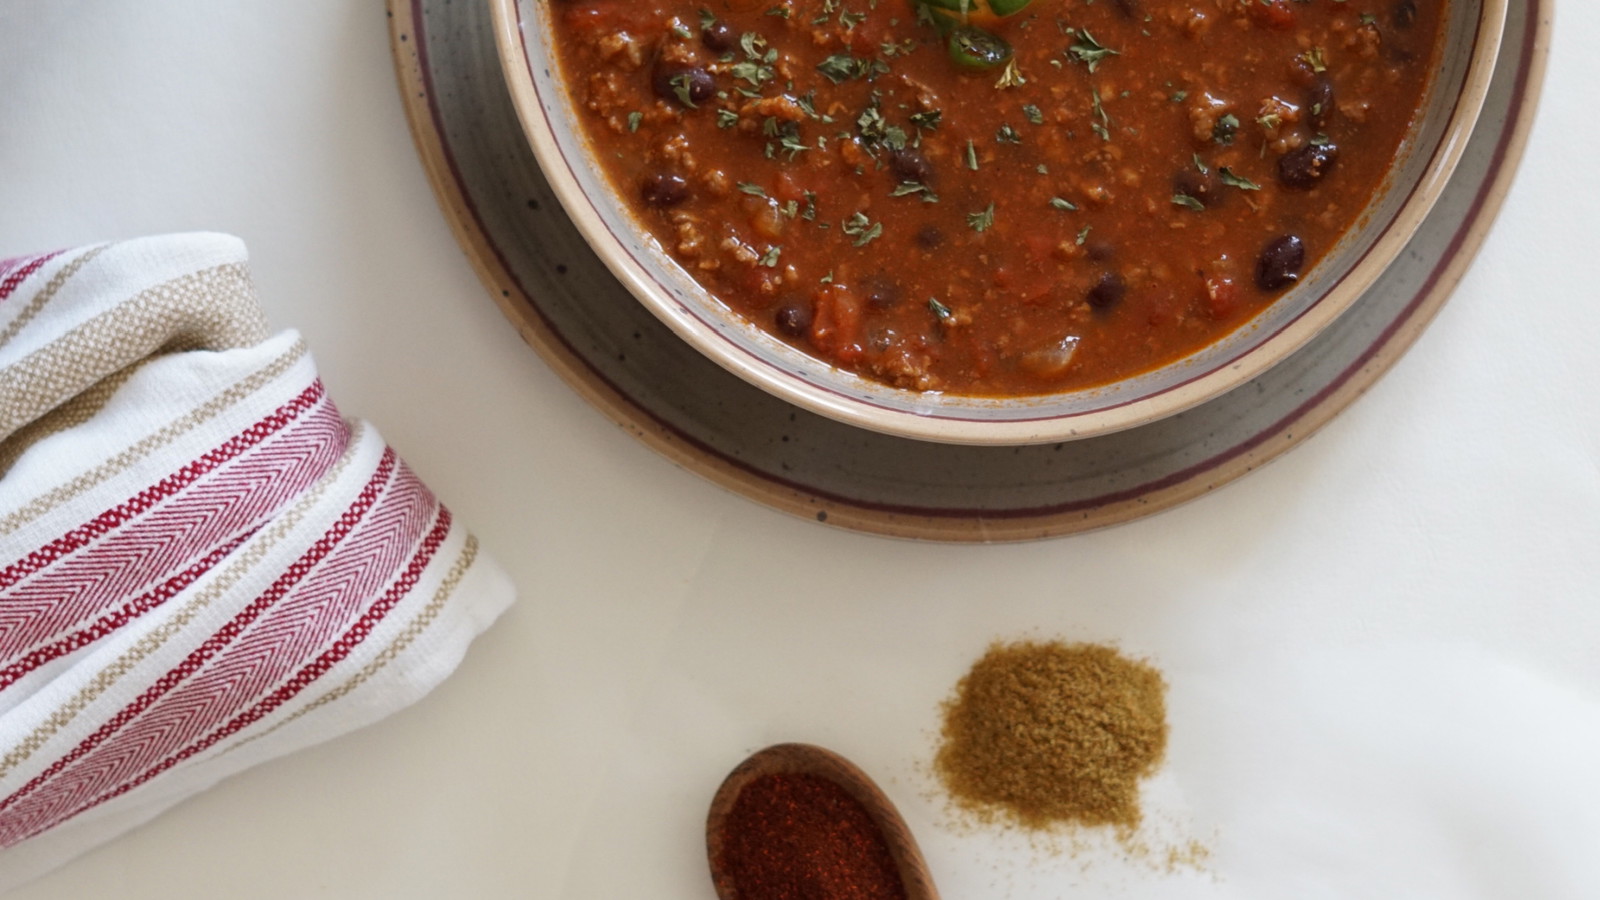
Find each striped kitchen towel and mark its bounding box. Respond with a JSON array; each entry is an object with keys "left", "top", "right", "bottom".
[{"left": 0, "top": 233, "right": 514, "bottom": 890}]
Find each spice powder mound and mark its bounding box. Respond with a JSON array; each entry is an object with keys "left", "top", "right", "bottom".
[
  {"left": 717, "top": 772, "right": 909, "bottom": 900},
  {"left": 935, "top": 640, "right": 1168, "bottom": 831}
]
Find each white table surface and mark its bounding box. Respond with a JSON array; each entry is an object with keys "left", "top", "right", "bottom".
[{"left": 2, "top": 1, "right": 1596, "bottom": 897}]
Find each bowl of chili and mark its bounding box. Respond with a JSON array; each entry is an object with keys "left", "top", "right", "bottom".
[{"left": 491, "top": 0, "right": 1503, "bottom": 445}]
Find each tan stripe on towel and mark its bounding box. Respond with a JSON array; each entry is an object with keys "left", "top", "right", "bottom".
[
  {"left": 0, "top": 337, "right": 308, "bottom": 537},
  {"left": 0, "top": 245, "right": 109, "bottom": 351},
  {"left": 0, "top": 264, "right": 268, "bottom": 437},
  {"left": 0, "top": 363, "right": 145, "bottom": 478}
]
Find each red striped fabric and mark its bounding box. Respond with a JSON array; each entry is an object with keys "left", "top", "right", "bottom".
[
  {"left": 17, "top": 507, "right": 454, "bottom": 845},
  {"left": 0, "top": 449, "right": 449, "bottom": 846},
  {"left": 0, "top": 251, "right": 62, "bottom": 304},
  {"left": 0, "top": 532, "right": 254, "bottom": 693},
  {"left": 0, "top": 380, "right": 334, "bottom": 592},
  {"left": 0, "top": 388, "right": 348, "bottom": 675}
]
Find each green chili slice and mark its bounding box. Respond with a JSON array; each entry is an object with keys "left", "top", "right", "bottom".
[
  {"left": 985, "top": 0, "right": 1034, "bottom": 15},
  {"left": 947, "top": 25, "right": 1012, "bottom": 70}
]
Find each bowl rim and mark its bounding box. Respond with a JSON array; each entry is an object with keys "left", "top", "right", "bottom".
[{"left": 489, "top": 0, "right": 1506, "bottom": 446}]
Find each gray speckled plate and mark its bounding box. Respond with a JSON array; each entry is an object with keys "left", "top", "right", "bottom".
[{"left": 387, "top": 0, "right": 1548, "bottom": 542}]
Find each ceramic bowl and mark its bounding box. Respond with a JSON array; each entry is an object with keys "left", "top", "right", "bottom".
[{"left": 490, "top": 0, "right": 1505, "bottom": 445}]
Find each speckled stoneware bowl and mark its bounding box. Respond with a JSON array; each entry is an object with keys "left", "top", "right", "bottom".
[{"left": 491, "top": 0, "right": 1504, "bottom": 445}]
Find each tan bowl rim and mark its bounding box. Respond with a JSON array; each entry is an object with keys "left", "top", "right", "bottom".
[{"left": 489, "top": 0, "right": 1506, "bottom": 446}]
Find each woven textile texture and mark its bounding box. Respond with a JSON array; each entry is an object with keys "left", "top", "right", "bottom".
[{"left": 0, "top": 233, "right": 514, "bottom": 890}]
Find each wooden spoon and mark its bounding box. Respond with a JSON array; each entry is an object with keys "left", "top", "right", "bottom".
[{"left": 705, "top": 743, "right": 940, "bottom": 900}]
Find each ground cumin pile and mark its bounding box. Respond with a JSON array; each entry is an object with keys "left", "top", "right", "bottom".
[{"left": 934, "top": 640, "right": 1168, "bottom": 831}]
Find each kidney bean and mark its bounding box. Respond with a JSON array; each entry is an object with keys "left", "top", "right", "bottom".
[
  {"left": 1255, "top": 235, "right": 1305, "bottom": 291},
  {"left": 1086, "top": 272, "right": 1126, "bottom": 310},
  {"left": 915, "top": 225, "right": 944, "bottom": 250},
  {"left": 889, "top": 147, "right": 935, "bottom": 185},
  {"left": 775, "top": 301, "right": 812, "bottom": 338},
  {"left": 701, "top": 19, "right": 736, "bottom": 52},
  {"left": 640, "top": 172, "right": 690, "bottom": 207},
  {"left": 652, "top": 64, "right": 714, "bottom": 108},
  {"left": 864, "top": 276, "right": 902, "bottom": 310},
  {"left": 1278, "top": 141, "right": 1339, "bottom": 190}
]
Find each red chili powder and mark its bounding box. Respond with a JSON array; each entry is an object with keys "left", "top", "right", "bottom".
[{"left": 717, "top": 773, "right": 908, "bottom": 900}]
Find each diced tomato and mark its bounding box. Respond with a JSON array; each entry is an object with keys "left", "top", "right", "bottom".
[
  {"left": 810, "top": 283, "right": 865, "bottom": 364},
  {"left": 774, "top": 171, "right": 808, "bottom": 204},
  {"left": 1203, "top": 274, "right": 1241, "bottom": 318},
  {"left": 1021, "top": 233, "right": 1056, "bottom": 264},
  {"left": 1248, "top": 0, "right": 1297, "bottom": 30}
]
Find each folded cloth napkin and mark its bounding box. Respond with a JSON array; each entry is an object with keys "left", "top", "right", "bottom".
[{"left": 0, "top": 233, "right": 514, "bottom": 890}]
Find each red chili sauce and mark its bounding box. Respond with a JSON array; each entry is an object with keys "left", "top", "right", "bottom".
[{"left": 552, "top": 0, "right": 1447, "bottom": 396}]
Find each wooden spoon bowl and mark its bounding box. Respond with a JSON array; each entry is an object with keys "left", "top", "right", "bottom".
[{"left": 705, "top": 743, "right": 940, "bottom": 900}]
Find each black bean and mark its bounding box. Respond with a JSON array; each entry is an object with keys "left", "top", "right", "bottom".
[
  {"left": 1173, "top": 168, "right": 1220, "bottom": 208},
  {"left": 889, "top": 148, "right": 935, "bottom": 185},
  {"left": 701, "top": 20, "right": 736, "bottom": 52},
  {"left": 1306, "top": 77, "right": 1336, "bottom": 130},
  {"left": 1112, "top": 0, "right": 1139, "bottom": 17},
  {"left": 1393, "top": 0, "right": 1418, "bottom": 28},
  {"left": 652, "top": 64, "right": 714, "bottom": 108},
  {"left": 864, "top": 276, "right": 901, "bottom": 310},
  {"left": 1256, "top": 235, "right": 1305, "bottom": 291},
  {"left": 1278, "top": 141, "right": 1340, "bottom": 190},
  {"left": 915, "top": 225, "right": 944, "bottom": 250},
  {"left": 775, "top": 302, "right": 812, "bottom": 337},
  {"left": 640, "top": 172, "right": 689, "bottom": 208},
  {"left": 1086, "top": 272, "right": 1126, "bottom": 310}
]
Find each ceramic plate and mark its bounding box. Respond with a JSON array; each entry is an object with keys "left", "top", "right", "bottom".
[{"left": 385, "top": 0, "right": 1548, "bottom": 542}]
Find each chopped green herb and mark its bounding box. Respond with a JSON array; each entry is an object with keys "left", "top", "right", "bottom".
[
  {"left": 1171, "top": 192, "right": 1206, "bottom": 211},
  {"left": 669, "top": 73, "right": 699, "bottom": 108},
  {"left": 1218, "top": 167, "right": 1261, "bottom": 190},
  {"left": 1091, "top": 90, "right": 1111, "bottom": 141},
  {"left": 627, "top": 111, "right": 642, "bottom": 132},
  {"left": 1049, "top": 197, "right": 1078, "bottom": 211},
  {"left": 1068, "top": 29, "right": 1118, "bottom": 72},
  {"left": 842, "top": 211, "right": 883, "bottom": 247},
  {"left": 817, "top": 53, "right": 889, "bottom": 84},
  {"left": 891, "top": 181, "right": 939, "bottom": 202},
  {"left": 967, "top": 203, "right": 996, "bottom": 233}
]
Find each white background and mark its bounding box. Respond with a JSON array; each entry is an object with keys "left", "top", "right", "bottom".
[{"left": 2, "top": 1, "right": 1596, "bottom": 897}]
